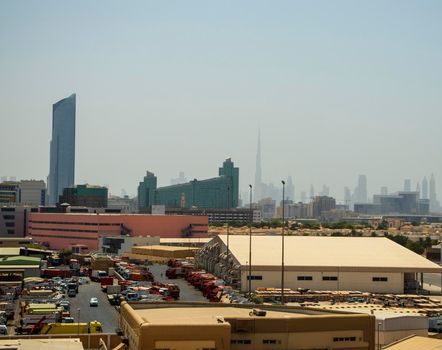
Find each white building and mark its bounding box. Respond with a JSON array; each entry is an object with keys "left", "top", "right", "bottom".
[
  {"left": 19, "top": 180, "right": 46, "bottom": 206},
  {"left": 197, "top": 235, "right": 442, "bottom": 294}
]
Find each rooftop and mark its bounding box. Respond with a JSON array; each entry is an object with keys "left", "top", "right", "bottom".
[
  {"left": 384, "top": 335, "right": 442, "bottom": 350},
  {"left": 134, "top": 306, "right": 312, "bottom": 325},
  {"left": 217, "top": 235, "right": 442, "bottom": 272},
  {"left": 0, "top": 338, "right": 84, "bottom": 350}
]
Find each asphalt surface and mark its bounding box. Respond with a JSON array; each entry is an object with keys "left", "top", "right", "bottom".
[
  {"left": 148, "top": 264, "right": 208, "bottom": 302},
  {"left": 68, "top": 279, "right": 119, "bottom": 333}
]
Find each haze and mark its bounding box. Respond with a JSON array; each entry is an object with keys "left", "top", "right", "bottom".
[{"left": 1, "top": 1, "right": 441, "bottom": 200}]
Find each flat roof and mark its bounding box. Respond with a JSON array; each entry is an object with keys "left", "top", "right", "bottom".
[
  {"left": 0, "top": 338, "right": 84, "bottom": 350},
  {"left": 384, "top": 335, "right": 442, "bottom": 349},
  {"left": 160, "top": 238, "right": 212, "bottom": 243},
  {"left": 135, "top": 306, "right": 307, "bottom": 325},
  {"left": 134, "top": 245, "right": 198, "bottom": 252},
  {"left": 0, "top": 248, "right": 21, "bottom": 256},
  {"left": 216, "top": 235, "right": 442, "bottom": 273}
]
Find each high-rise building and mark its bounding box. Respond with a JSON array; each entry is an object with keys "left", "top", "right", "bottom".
[
  {"left": 0, "top": 182, "right": 19, "bottom": 205},
  {"left": 309, "top": 185, "right": 315, "bottom": 200},
  {"left": 254, "top": 130, "right": 263, "bottom": 201},
  {"left": 422, "top": 176, "right": 429, "bottom": 199},
  {"left": 300, "top": 191, "right": 307, "bottom": 203},
  {"left": 353, "top": 175, "right": 368, "bottom": 204},
  {"left": 170, "top": 172, "right": 187, "bottom": 185},
  {"left": 404, "top": 179, "right": 411, "bottom": 192},
  {"left": 429, "top": 174, "right": 439, "bottom": 212},
  {"left": 48, "top": 94, "right": 76, "bottom": 205},
  {"left": 344, "top": 187, "right": 351, "bottom": 206},
  {"left": 138, "top": 159, "right": 239, "bottom": 211},
  {"left": 381, "top": 186, "right": 388, "bottom": 195},
  {"left": 416, "top": 181, "right": 420, "bottom": 195},
  {"left": 286, "top": 175, "right": 295, "bottom": 201}
]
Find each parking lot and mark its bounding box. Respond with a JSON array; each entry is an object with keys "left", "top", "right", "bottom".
[{"left": 68, "top": 280, "right": 119, "bottom": 333}]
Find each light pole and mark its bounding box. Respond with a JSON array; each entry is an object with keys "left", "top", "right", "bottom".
[
  {"left": 248, "top": 184, "right": 253, "bottom": 297},
  {"left": 226, "top": 186, "right": 230, "bottom": 266},
  {"left": 281, "top": 180, "right": 285, "bottom": 305},
  {"left": 377, "top": 321, "right": 382, "bottom": 350},
  {"left": 77, "top": 308, "right": 80, "bottom": 336}
]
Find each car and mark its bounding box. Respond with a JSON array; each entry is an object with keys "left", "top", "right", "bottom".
[
  {"left": 89, "top": 297, "right": 99, "bottom": 307},
  {"left": 67, "top": 289, "right": 76, "bottom": 297}
]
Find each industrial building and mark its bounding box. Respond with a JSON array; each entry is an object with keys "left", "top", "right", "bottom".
[
  {"left": 28, "top": 213, "right": 208, "bottom": 251},
  {"left": 119, "top": 301, "right": 375, "bottom": 350},
  {"left": 196, "top": 235, "right": 442, "bottom": 293},
  {"left": 138, "top": 158, "right": 239, "bottom": 211}
]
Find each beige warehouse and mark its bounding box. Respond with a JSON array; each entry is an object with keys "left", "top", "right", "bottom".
[{"left": 196, "top": 235, "right": 442, "bottom": 293}]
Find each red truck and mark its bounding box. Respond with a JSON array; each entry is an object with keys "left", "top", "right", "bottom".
[
  {"left": 42, "top": 268, "right": 72, "bottom": 278},
  {"left": 100, "top": 277, "right": 114, "bottom": 291},
  {"left": 151, "top": 282, "right": 180, "bottom": 299}
]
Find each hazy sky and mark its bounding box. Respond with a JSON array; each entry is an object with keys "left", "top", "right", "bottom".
[{"left": 1, "top": 1, "right": 441, "bottom": 201}]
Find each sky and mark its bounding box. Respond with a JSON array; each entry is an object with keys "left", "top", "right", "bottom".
[{"left": 0, "top": 1, "right": 441, "bottom": 201}]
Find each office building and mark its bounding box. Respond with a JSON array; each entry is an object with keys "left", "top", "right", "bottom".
[
  {"left": 108, "top": 195, "right": 137, "bottom": 213},
  {"left": 0, "top": 207, "right": 28, "bottom": 237},
  {"left": 286, "top": 175, "right": 295, "bottom": 201},
  {"left": 0, "top": 182, "right": 19, "bottom": 205},
  {"left": 59, "top": 184, "right": 108, "bottom": 208},
  {"left": 48, "top": 93, "right": 76, "bottom": 205},
  {"left": 165, "top": 207, "right": 260, "bottom": 224},
  {"left": 430, "top": 174, "right": 440, "bottom": 212},
  {"left": 257, "top": 197, "right": 276, "bottom": 220},
  {"left": 28, "top": 212, "right": 208, "bottom": 251},
  {"left": 119, "top": 301, "right": 375, "bottom": 350},
  {"left": 18, "top": 180, "right": 46, "bottom": 206},
  {"left": 353, "top": 175, "right": 368, "bottom": 204},
  {"left": 404, "top": 179, "right": 411, "bottom": 192},
  {"left": 422, "top": 176, "right": 429, "bottom": 199},
  {"left": 307, "top": 196, "right": 336, "bottom": 218},
  {"left": 197, "top": 235, "right": 442, "bottom": 294},
  {"left": 138, "top": 158, "right": 239, "bottom": 211}
]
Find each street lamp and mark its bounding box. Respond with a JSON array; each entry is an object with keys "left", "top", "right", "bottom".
[
  {"left": 281, "top": 180, "right": 285, "bottom": 305},
  {"left": 77, "top": 308, "right": 80, "bottom": 336},
  {"left": 377, "top": 321, "right": 382, "bottom": 350},
  {"left": 226, "top": 186, "right": 230, "bottom": 267},
  {"left": 248, "top": 184, "right": 253, "bottom": 297}
]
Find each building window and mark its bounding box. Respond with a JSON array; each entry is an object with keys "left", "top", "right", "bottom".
[
  {"left": 323, "top": 276, "right": 338, "bottom": 281},
  {"left": 372, "top": 277, "right": 388, "bottom": 282},
  {"left": 5, "top": 222, "right": 14, "bottom": 227},
  {"left": 297, "top": 276, "right": 313, "bottom": 281},
  {"left": 333, "top": 337, "right": 356, "bottom": 342},
  {"left": 263, "top": 339, "right": 277, "bottom": 344},
  {"left": 246, "top": 275, "right": 263, "bottom": 280},
  {"left": 231, "top": 339, "right": 252, "bottom": 344},
  {"left": 2, "top": 215, "right": 14, "bottom": 220},
  {"left": 6, "top": 230, "right": 14, "bottom": 235}
]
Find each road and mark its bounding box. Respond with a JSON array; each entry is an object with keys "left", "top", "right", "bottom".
[
  {"left": 148, "top": 264, "right": 207, "bottom": 302},
  {"left": 68, "top": 279, "right": 119, "bottom": 333}
]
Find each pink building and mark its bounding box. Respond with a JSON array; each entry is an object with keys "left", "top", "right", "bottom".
[{"left": 28, "top": 213, "right": 208, "bottom": 251}]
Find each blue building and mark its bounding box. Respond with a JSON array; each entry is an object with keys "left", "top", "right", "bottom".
[
  {"left": 138, "top": 158, "right": 239, "bottom": 211},
  {"left": 48, "top": 94, "right": 76, "bottom": 205}
]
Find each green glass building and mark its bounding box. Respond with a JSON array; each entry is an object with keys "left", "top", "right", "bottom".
[
  {"left": 138, "top": 158, "right": 239, "bottom": 211},
  {"left": 59, "top": 184, "right": 108, "bottom": 208}
]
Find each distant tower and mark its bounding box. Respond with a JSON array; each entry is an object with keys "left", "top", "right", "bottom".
[
  {"left": 286, "top": 175, "right": 295, "bottom": 201},
  {"left": 357, "top": 175, "right": 367, "bottom": 203},
  {"left": 381, "top": 186, "right": 388, "bottom": 195},
  {"left": 404, "top": 179, "right": 411, "bottom": 192},
  {"left": 254, "top": 130, "right": 263, "bottom": 201},
  {"left": 416, "top": 182, "right": 420, "bottom": 195},
  {"left": 309, "top": 185, "right": 315, "bottom": 200},
  {"left": 300, "top": 191, "right": 307, "bottom": 203},
  {"left": 430, "top": 174, "right": 437, "bottom": 212},
  {"left": 422, "top": 176, "right": 429, "bottom": 199},
  {"left": 344, "top": 187, "right": 351, "bottom": 206},
  {"left": 48, "top": 93, "right": 76, "bottom": 205}
]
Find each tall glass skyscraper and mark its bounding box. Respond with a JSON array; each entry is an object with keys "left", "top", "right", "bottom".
[{"left": 48, "top": 94, "right": 76, "bottom": 205}]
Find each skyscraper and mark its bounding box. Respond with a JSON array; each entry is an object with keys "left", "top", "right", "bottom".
[
  {"left": 354, "top": 175, "right": 368, "bottom": 203},
  {"left": 254, "top": 130, "right": 263, "bottom": 201},
  {"left": 48, "top": 94, "right": 76, "bottom": 205},
  {"left": 286, "top": 175, "right": 295, "bottom": 201},
  {"left": 422, "top": 176, "right": 428, "bottom": 199},
  {"left": 404, "top": 179, "right": 411, "bottom": 192},
  {"left": 429, "top": 174, "right": 438, "bottom": 212}
]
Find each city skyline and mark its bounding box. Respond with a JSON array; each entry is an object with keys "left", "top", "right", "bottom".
[{"left": 1, "top": 1, "right": 441, "bottom": 199}]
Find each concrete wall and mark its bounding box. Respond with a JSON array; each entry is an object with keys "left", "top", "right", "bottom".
[{"left": 240, "top": 269, "right": 404, "bottom": 293}]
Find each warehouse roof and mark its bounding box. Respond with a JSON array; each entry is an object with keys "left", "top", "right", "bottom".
[
  {"left": 0, "top": 338, "right": 84, "bottom": 350},
  {"left": 384, "top": 335, "right": 442, "bottom": 349},
  {"left": 216, "top": 235, "right": 442, "bottom": 273},
  {"left": 135, "top": 306, "right": 313, "bottom": 324},
  {"left": 0, "top": 247, "right": 21, "bottom": 256}
]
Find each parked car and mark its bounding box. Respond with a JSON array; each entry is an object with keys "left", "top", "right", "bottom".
[{"left": 89, "top": 297, "right": 99, "bottom": 307}]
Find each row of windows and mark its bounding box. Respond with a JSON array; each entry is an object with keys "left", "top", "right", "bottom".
[
  {"left": 2, "top": 215, "right": 14, "bottom": 220},
  {"left": 31, "top": 227, "right": 98, "bottom": 233},
  {"left": 231, "top": 339, "right": 251, "bottom": 345},
  {"left": 373, "top": 277, "right": 388, "bottom": 282},
  {"left": 30, "top": 220, "right": 121, "bottom": 226},
  {"left": 333, "top": 337, "right": 356, "bottom": 342},
  {"left": 30, "top": 233, "right": 97, "bottom": 241},
  {"left": 246, "top": 275, "right": 388, "bottom": 282}
]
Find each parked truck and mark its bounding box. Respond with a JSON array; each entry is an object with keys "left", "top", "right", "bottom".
[
  {"left": 91, "top": 270, "right": 108, "bottom": 282},
  {"left": 40, "top": 321, "right": 103, "bottom": 334},
  {"left": 42, "top": 268, "right": 72, "bottom": 278}
]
